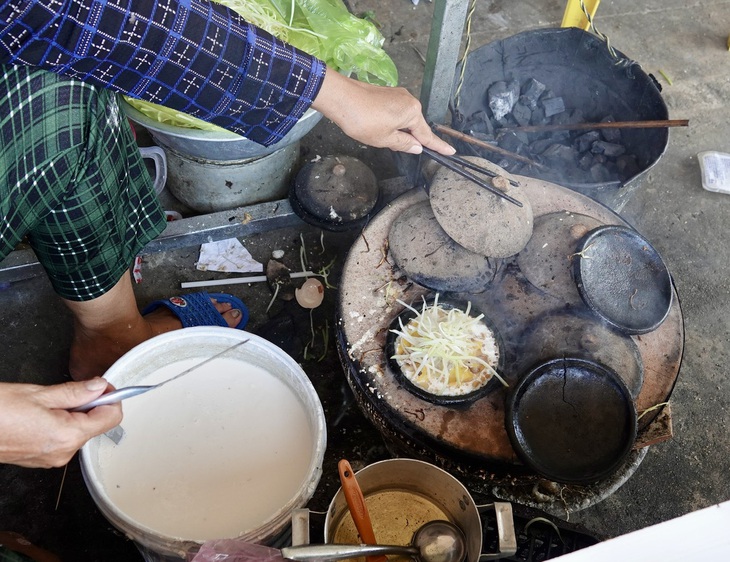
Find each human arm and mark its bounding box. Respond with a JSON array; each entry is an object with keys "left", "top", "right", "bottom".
[
  {"left": 0, "top": 378, "right": 122, "bottom": 468},
  {"left": 311, "top": 68, "right": 455, "bottom": 155},
  {"left": 0, "top": 0, "right": 454, "bottom": 155},
  {"left": 0, "top": 0, "right": 324, "bottom": 146}
]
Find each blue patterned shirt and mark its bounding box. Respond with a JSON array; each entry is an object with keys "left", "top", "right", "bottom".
[{"left": 0, "top": 0, "right": 326, "bottom": 145}]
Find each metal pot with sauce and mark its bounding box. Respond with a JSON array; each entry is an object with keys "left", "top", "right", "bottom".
[{"left": 323, "top": 459, "right": 484, "bottom": 562}]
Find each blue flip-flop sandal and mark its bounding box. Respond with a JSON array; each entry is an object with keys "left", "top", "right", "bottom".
[{"left": 141, "top": 292, "right": 249, "bottom": 330}]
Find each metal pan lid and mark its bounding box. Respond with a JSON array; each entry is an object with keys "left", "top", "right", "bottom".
[
  {"left": 506, "top": 357, "right": 637, "bottom": 484},
  {"left": 573, "top": 225, "right": 673, "bottom": 335},
  {"left": 289, "top": 155, "right": 380, "bottom": 232}
]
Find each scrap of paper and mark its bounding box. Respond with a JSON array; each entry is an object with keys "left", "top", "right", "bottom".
[{"left": 196, "top": 238, "right": 264, "bottom": 273}]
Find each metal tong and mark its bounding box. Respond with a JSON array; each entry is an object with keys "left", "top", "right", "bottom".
[
  {"left": 420, "top": 147, "right": 523, "bottom": 208},
  {"left": 71, "top": 339, "right": 249, "bottom": 412}
]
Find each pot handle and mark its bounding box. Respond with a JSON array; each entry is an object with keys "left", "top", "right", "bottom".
[
  {"left": 281, "top": 544, "right": 418, "bottom": 562},
  {"left": 139, "top": 145, "right": 168, "bottom": 195},
  {"left": 478, "top": 503, "right": 517, "bottom": 560}
]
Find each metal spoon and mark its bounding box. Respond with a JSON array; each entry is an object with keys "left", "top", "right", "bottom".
[
  {"left": 71, "top": 339, "right": 249, "bottom": 412},
  {"left": 280, "top": 520, "right": 466, "bottom": 562}
]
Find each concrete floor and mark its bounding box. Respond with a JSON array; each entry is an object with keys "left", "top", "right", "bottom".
[{"left": 1, "top": 0, "right": 730, "bottom": 559}]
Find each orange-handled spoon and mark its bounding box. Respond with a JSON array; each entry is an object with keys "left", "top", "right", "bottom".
[{"left": 338, "top": 459, "right": 388, "bottom": 562}]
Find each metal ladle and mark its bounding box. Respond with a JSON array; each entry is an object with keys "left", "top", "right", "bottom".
[{"left": 280, "top": 520, "right": 466, "bottom": 562}]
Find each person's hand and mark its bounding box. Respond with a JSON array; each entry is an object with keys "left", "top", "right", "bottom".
[
  {"left": 0, "top": 378, "right": 122, "bottom": 468},
  {"left": 311, "top": 68, "right": 456, "bottom": 156}
]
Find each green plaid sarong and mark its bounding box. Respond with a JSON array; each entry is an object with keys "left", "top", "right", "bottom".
[{"left": 0, "top": 64, "right": 166, "bottom": 301}]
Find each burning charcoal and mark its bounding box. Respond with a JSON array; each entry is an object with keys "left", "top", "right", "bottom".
[
  {"left": 605, "top": 161, "right": 620, "bottom": 178},
  {"left": 600, "top": 115, "right": 622, "bottom": 143},
  {"left": 487, "top": 80, "right": 520, "bottom": 121},
  {"left": 520, "top": 78, "right": 547, "bottom": 109},
  {"left": 529, "top": 138, "right": 556, "bottom": 155},
  {"left": 497, "top": 157, "right": 515, "bottom": 170},
  {"left": 616, "top": 154, "right": 641, "bottom": 179},
  {"left": 469, "top": 131, "right": 496, "bottom": 144},
  {"left": 465, "top": 110, "right": 494, "bottom": 137},
  {"left": 601, "top": 128, "right": 622, "bottom": 143},
  {"left": 495, "top": 113, "right": 519, "bottom": 129},
  {"left": 497, "top": 130, "right": 527, "bottom": 154},
  {"left": 549, "top": 130, "right": 572, "bottom": 144},
  {"left": 542, "top": 96, "right": 566, "bottom": 118},
  {"left": 550, "top": 110, "right": 573, "bottom": 126},
  {"left": 512, "top": 102, "right": 532, "bottom": 127},
  {"left": 578, "top": 152, "right": 594, "bottom": 171},
  {"left": 530, "top": 106, "right": 547, "bottom": 126},
  {"left": 590, "top": 163, "right": 614, "bottom": 183},
  {"left": 541, "top": 144, "right": 578, "bottom": 169},
  {"left": 575, "top": 131, "right": 601, "bottom": 153},
  {"left": 568, "top": 108, "right": 586, "bottom": 124},
  {"left": 591, "top": 140, "right": 627, "bottom": 158}
]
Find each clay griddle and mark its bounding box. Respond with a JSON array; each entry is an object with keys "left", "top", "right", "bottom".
[
  {"left": 518, "top": 309, "right": 644, "bottom": 398},
  {"left": 387, "top": 200, "right": 497, "bottom": 293},
  {"left": 336, "top": 177, "right": 683, "bottom": 479},
  {"left": 516, "top": 211, "right": 602, "bottom": 304}
]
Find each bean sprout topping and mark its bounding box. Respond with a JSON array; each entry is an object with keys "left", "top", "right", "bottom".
[{"left": 390, "top": 294, "right": 506, "bottom": 396}]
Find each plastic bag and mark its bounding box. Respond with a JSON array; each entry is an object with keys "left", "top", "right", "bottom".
[
  {"left": 190, "top": 539, "right": 284, "bottom": 562},
  {"left": 126, "top": 0, "right": 397, "bottom": 130},
  {"left": 281, "top": 0, "right": 397, "bottom": 86},
  {"left": 217, "top": 0, "right": 397, "bottom": 86}
]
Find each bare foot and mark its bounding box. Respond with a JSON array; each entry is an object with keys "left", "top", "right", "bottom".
[{"left": 68, "top": 298, "right": 243, "bottom": 381}]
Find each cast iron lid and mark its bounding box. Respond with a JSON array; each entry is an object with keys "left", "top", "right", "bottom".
[
  {"left": 385, "top": 296, "right": 505, "bottom": 407},
  {"left": 573, "top": 225, "right": 672, "bottom": 334},
  {"left": 290, "top": 155, "right": 380, "bottom": 232},
  {"left": 506, "top": 357, "right": 637, "bottom": 484}
]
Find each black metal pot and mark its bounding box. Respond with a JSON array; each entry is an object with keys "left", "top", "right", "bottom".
[{"left": 451, "top": 27, "right": 669, "bottom": 210}]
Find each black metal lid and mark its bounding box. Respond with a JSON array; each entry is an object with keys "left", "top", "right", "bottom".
[{"left": 573, "top": 225, "right": 672, "bottom": 334}]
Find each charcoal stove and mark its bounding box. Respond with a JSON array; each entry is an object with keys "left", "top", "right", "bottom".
[{"left": 335, "top": 164, "right": 683, "bottom": 516}]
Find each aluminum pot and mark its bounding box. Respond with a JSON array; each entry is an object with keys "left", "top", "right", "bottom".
[
  {"left": 121, "top": 98, "right": 322, "bottom": 161},
  {"left": 324, "top": 459, "right": 482, "bottom": 562},
  {"left": 158, "top": 138, "right": 300, "bottom": 213}
]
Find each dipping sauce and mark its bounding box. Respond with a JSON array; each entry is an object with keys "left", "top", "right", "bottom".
[
  {"left": 332, "top": 489, "right": 450, "bottom": 562},
  {"left": 96, "top": 357, "right": 315, "bottom": 541}
]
